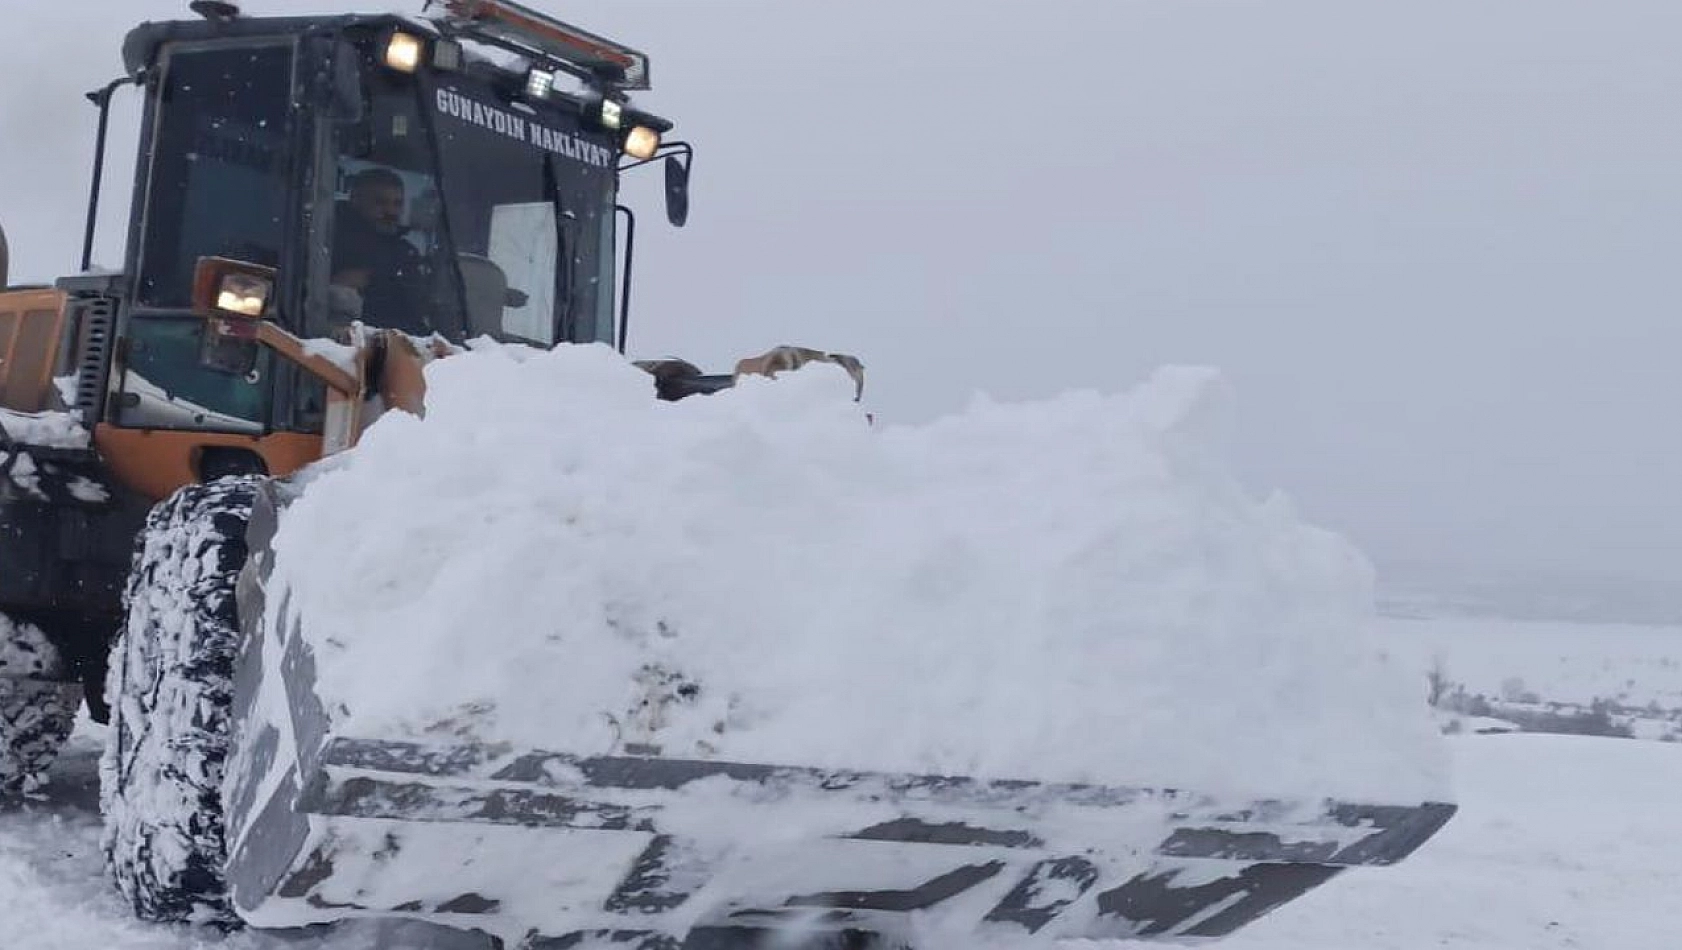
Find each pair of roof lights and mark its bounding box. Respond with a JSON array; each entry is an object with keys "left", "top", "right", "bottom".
[{"left": 382, "top": 31, "right": 663, "bottom": 161}]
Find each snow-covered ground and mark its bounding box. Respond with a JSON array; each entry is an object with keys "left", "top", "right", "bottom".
[
  {"left": 6, "top": 715, "right": 1681, "bottom": 948},
  {"left": 0, "top": 719, "right": 494, "bottom": 950},
  {"left": 1213, "top": 732, "right": 1682, "bottom": 950},
  {"left": 1379, "top": 615, "right": 1682, "bottom": 711}
]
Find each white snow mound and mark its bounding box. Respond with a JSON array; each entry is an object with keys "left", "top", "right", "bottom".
[
  {"left": 269, "top": 342, "right": 1448, "bottom": 803},
  {"left": 0, "top": 408, "right": 90, "bottom": 449}
]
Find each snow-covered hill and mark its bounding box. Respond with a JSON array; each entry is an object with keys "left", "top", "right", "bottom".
[
  {"left": 1380, "top": 615, "right": 1682, "bottom": 711},
  {"left": 7, "top": 720, "right": 1679, "bottom": 949}
]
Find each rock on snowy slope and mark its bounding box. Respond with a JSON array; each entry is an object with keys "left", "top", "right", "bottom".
[{"left": 263, "top": 341, "right": 1447, "bottom": 803}]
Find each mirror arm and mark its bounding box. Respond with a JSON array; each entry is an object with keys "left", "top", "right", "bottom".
[
  {"left": 612, "top": 144, "right": 691, "bottom": 350},
  {"left": 618, "top": 140, "right": 691, "bottom": 174},
  {"left": 81, "top": 74, "right": 141, "bottom": 273}
]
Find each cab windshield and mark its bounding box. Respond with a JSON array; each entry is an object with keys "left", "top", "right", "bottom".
[
  {"left": 319, "top": 49, "right": 620, "bottom": 347},
  {"left": 119, "top": 41, "right": 294, "bottom": 435}
]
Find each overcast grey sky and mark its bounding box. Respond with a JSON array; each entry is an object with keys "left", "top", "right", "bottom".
[{"left": 6, "top": 0, "right": 1680, "bottom": 602}]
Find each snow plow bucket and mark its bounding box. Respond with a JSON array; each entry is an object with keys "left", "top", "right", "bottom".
[{"left": 225, "top": 483, "right": 1455, "bottom": 947}]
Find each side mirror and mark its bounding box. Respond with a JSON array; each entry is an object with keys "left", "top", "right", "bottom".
[{"left": 664, "top": 155, "right": 690, "bottom": 228}]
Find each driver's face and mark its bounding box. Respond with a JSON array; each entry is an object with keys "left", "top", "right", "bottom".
[{"left": 352, "top": 183, "right": 406, "bottom": 235}]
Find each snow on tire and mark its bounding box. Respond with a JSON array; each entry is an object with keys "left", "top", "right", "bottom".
[
  {"left": 681, "top": 928, "right": 909, "bottom": 950},
  {"left": 0, "top": 616, "right": 82, "bottom": 794},
  {"left": 101, "top": 475, "right": 261, "bottom": 926}
]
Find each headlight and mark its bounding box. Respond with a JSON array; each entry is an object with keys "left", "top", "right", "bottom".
[
  {"left": 216, "top": 272, "right": 272, "bottom": 318},
  {"left": 624, "top": 126, "right": 661, "bottom": 160},
  {"left": 383, "top": 32, "right": 424, "bottom": 74}
]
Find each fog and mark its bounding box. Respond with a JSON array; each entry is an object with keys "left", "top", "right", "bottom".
[{"left": 4, "top": 0, "right": 1678, "bottom": 613}]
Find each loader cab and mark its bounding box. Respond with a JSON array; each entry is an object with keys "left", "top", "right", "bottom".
[{"left": 97, "top": 7, "right": 677, "bottom": 468}]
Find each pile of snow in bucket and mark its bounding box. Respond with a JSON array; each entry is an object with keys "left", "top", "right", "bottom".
[{"left": 268, "top": 342, "right": 1447, "bottom": 803}]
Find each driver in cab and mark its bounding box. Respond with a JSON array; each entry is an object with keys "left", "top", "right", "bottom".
[{"left": 329, "top": 167, "right": 432, "bottom": 334}]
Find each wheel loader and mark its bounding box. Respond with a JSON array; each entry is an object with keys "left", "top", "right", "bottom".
[{"left": 0, "top": 2, "right": 1455, "bottom": 947}]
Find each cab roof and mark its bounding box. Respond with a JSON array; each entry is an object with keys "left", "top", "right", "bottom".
[
  {"left": 122, "top": 14, "right": 408, "bottom": 77},
  {"left": 123, "top": 3, "right": 652, "bottom": 92}
]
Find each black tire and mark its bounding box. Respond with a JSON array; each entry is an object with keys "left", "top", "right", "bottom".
[
  {"left": 100, "top": 475, "right": 262, "bottom": 926},
  {"left": 0, "top": 613, "right": 82, "bottom": 794}
]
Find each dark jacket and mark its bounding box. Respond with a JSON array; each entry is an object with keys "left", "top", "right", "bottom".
[{"left": 330, "top": 205, "right": 430, "bottom": 333}]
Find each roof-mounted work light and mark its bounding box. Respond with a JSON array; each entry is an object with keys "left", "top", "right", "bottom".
[
  {"left": 577, "top": 93, "right": 674, "bottom": 161},
  {"left": 432, "top": 39, "right": 464, "bottom": 71},
  {"left": 441, "top": 0, "right": 651, "bottom": 90},
  {"left": 383, "top": 31, "right": 425, "bottom": 73},
  {"left": 525, "top": 67, "right": 556, "bottom": 100},
  {"left": 584, "top": 94, "right": 670, "bottom": 134},
  {"left": 599, "top": 98, "right": 624, "bottom": 130}
]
